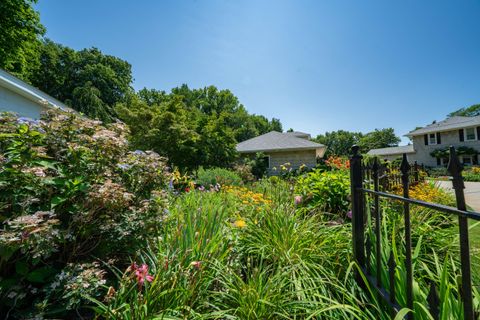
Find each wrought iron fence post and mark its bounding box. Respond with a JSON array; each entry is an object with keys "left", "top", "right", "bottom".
[
  {"left": 350, "top": 145, "right": 365, "bottom": 271},
  {"left": 414, "top": 161, "right": 419, "bottom": 184},
  {"left": 400, "top": 153, "right": 414, "bottom": 319},
  {"left": 447, "top": 146, "right": 474, "bottom": 320}
]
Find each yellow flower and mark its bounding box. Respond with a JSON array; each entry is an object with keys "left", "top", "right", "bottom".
[{"left": 233, "top": 219, "right": 247, "bottom": 228}]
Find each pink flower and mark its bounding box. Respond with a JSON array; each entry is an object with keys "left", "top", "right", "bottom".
[
  {"left": 130, "top": 263, "right": 154, "bottom": 288},
  {"left": 294, "top": 195, "right": 302, "bottom": 205},
  {"left": 346, "top": 211, "right": 352, "bottom": 219},
  {"left": 190, "top": 261, "right": 202, "bottom": 269}
]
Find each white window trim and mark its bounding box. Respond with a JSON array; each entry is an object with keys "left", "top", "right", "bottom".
[
  {"left": 464, "top": 127, "right": 478, "bottom": 141},
  {"left": 428, "top": 133, "right": 437, "bottom": 145}
]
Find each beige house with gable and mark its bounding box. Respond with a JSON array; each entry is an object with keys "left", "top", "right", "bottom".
[
  {"left": 368, "top": 116, "right": 480, "bottom": 167},
  {"left": 236, "top": 131, "right": 326, "bottom": 175}
]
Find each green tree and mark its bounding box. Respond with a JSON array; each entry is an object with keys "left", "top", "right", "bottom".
[
  {"left": 117, "top": 96, "right": 199, "bottom": 170},
  {"left": 118, "top": 85, "right": 278, "bottom": 170},
  {"left": 359, "top": 128, "right": 400, "bottom": 152},
  {"left": 29, "top": 40, "right": 133, "bottom": 122},
  {"left": 448, "top": 104, "right": 480, "bottom": 117},
  {"left": 0, "top": 0, "right": 45, "bottom": 79},
  {"left": 197, "top": 113, "right": 238, "bottom": 168},
  {"left": 314, "top": 130, "right": 363, "bottom": 157}
]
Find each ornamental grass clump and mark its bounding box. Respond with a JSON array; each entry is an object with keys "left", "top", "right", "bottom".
[
  {"left": 91, "top": 182, "right": 381, "bottom": 319},
  {"left": 0, "top": 111, "right": 171, "bottom": 318}
]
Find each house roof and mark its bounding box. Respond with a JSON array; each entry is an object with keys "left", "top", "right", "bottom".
[
  {"left": 236, "top": 131, "right": 325, "bottom": 153},
  {"left": 0, "top": 68, "right": 72, "bottom": 113},
  {"left": 283, "top": 131, "right": 311, "bottom": 139},
  {"left": 406, "top": 116, "right": 480, "bottom": 137},
  {"left": 367, "top": 144, "right": 415, "bottom": 156}
]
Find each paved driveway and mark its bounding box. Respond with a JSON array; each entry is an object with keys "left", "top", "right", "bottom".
[{"left": 436, "top": 180, "right": 480, "bottom": 212}]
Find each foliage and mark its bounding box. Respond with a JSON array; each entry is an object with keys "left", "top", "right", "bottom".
[
  {"left": 314, "top": 130, "right": 363, "bottom": 157},
  {"left": 426, "top": 167, "right": 449, "bottom": 178},
  {"left": 118, "top": 86, "right": 282, "bottom": 170},
  {"left": 463, "top": 166, "right": 480, "bottom": 182},
  {"left": 0, "top": 111, "right": 171, "bottom": 317},
  {"left": 28, "top": 39, "right": 133, "bottom": 122},
  {"left": 448, "top": 103, "right": 480, "bottom": 117},
  {"left": 359, "top": 128, "right": 401, "bottom": 152},
  {"left": 196, "top": 167, "right": 242, "bottom": 187},
  {"left": 429, "top": 146, "right": 478, "bottom": 158},
  {"left": 406, "top": 181, "right": 454, "bottom": 204},
  {"left": 233, "top": 163, "right": 255, "bottom": 183},
  {"left": 89, "top": 185, "right": 380, "bottom": 319},
  {"left": 324, "top": 155, "right": 350, "bottom": 170},
  {"left": 240, "top": 152, "right": 269, "bottom": 179},
  {"left": 0, "top": 0, "right": 45, "bottom": 79},
  {"left": 295, "top": 169, "right": 351, "bottom": 215}
]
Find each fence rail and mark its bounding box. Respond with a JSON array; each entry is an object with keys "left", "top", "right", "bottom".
[{"left": 349, "top": 145, "right": 480, "bottom": 320}]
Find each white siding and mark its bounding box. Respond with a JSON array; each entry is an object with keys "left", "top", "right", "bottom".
[{"left": 0, "top": 85, "right": 47, "bottom": 119}]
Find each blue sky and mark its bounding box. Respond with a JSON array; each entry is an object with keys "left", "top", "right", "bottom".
[{"left": 36, "top": 0, "right": 480, "bottom": 144}]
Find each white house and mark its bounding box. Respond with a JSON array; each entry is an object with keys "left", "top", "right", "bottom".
[
  {"left": 368, "top": 116, "right": 480, "bottom": 167},
  {"left": 0, "top": 68, "right": 72, "bottom": 119}
]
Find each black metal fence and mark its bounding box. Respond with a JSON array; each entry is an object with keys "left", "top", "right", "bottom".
[
  {"left": 363, "top": 159, "right": 426, "bottom": 192},
  {"left": 350, "top": 145, "right": 480, "bottom": 319}
]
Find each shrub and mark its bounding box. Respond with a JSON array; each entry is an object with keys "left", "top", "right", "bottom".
[
  {"left": 463, "top": 166, "right": 480, "bottom": 182},
  {"left": 0, "top": 111, "right": 171, "bottom": 317},
  {"left": 295, "top": 169, "right": 350, "bottom": 215},
  {"left": 426, "top": 166, "right": 449, "bottom": 178},
  {"left": 233, "top": 163, "right": 255, "bottom": 183},
  {"left": 196, "top": 167, "right": 242, "bottom": 187}
]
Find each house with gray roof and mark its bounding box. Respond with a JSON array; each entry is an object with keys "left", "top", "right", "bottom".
[
  {"left": 367, "top": 115, "right": 480, "bottom": 167},
  {"left": 236, "top": 131, "right": 326, "bottom": 174},
  {"left": 0, "top": 68, "right": 72, "bottom": 119}
]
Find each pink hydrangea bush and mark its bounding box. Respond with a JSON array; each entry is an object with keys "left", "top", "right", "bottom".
[{"left": 0, "top": 110, "right": 171, "bottom": 317}]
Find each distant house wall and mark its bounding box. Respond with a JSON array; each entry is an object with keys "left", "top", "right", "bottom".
[
  {"left": 266, "top": 149, "right": 317, "bottom": 175},
  {"left": 375, "top": 154, "right": 410, "bottom": 162},
  {"left": 0, "top": 85, "right": 48, "bottom": 119},
  {"left": 412, "top": 131, "right": 480, "bottom": 167}
]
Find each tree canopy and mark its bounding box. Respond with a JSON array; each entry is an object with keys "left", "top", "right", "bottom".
[
  {"left": 28, "top": 40, "right": 133, "bottom": 122},
  {"left": 314, "top": 130, "right": 363, "bottom": 157},
  {"left": 358, "top": 128, "right": 400, "bottom": 152},
  {"left": 448, "top": 104, "right": 480, "bottom": 118},
  {"left": 118, "top": 85, "right": 282, "bottom": 170},
  {"left": 0, "top": 0, "right": 45, "bottom": 79}
]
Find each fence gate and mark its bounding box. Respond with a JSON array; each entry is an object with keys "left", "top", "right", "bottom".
[{"left": 349, "top": 145, "right": 480, "bottom": 320}]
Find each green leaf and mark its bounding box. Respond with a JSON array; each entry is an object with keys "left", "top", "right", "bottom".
[
  {"left": 15, "top": 260, "right": 29, "bottom": 276},
  {"left": 26, "top": 266, "right": 57, "bottom": 283},
  {"left": 393, "top": 308, "right": 412, "bottom": 320},
  {"left": 51, "top": 196, "right": 65, "bottom": 208}
]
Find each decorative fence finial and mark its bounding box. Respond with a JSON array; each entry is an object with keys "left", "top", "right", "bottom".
[
  {"left": 400, "top": 153, "right": 410, "bottom": 175},
  {"left": 352, "top": 145, "right": 360, "bottom": 156},
  {"left": 447, "top": 146, "right": 465, "bottom": 190}
]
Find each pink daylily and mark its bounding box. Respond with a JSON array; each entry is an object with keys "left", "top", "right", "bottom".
[
  {"left": 130, "top": 263, "right": 154, "bottom": 288},
  {"left": 294, "top": 195, "right": 302, "bottom": 205}
]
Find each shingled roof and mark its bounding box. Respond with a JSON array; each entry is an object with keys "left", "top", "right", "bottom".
[
  {"left": 236, "top": 131, "right": 325, "bottom": 153},
  {"left": 367, "top": 144, "right": 415, "bottom": 156},
  {"left": 406, "top": 116, "right": 480, "bottom": 137}
]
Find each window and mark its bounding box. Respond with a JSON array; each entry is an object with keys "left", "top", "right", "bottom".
[
  {"left": 462, "top": 156, "right": 473, "bottom": 166},
  {"left": 262, "top": 156, "right": 270, "bottom": 169},
  {"left": 428, "top": 133, "right": 437, "bottom": 145},
  {"left": 465, "top": 127, "right": 477, "bottom": 141}
]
